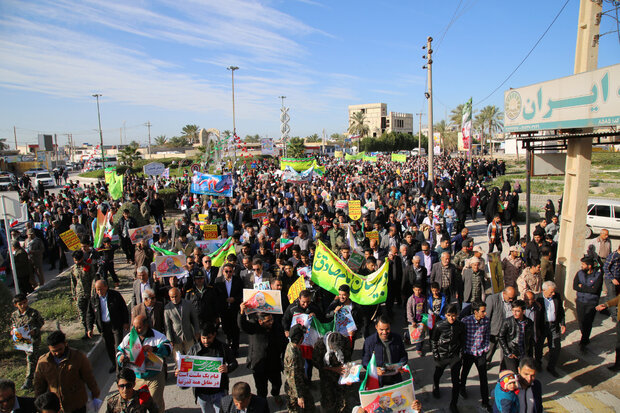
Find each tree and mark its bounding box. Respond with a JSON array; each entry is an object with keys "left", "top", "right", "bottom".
[
  {"left": 479, "top": 105, "right": 504, "bottom": 155},
  {"left": 244, "top": 134, "right": 260, "bottom": 143},
  {"left": 154, "top": 135, "right": 167, "bottom": 146},
  {"left": 348, "top": 111, "right": 370, "bottom": 151},
  {"left": 287, "top": 137, "right": 306, "bottom": 158},
  {"left": 118, "top": 143, "right": 141, "bottom": 167},
  {"left": 305, "top": 133, "right": 321, "bottom": 143},
  {"left": 181, "top": 124, "right": 199, "bottom": 144},
  {"left": 449, "top": 104, "right": 465, "bottom": 130},
  {"left": 169, "top": 136, "right": 190, "bottom": 147}
]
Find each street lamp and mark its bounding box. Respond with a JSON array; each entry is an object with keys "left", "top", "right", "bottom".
[
  {"left": 92, "top": 93, "right": 105, "bottom": 169},
  {"left": 227, "top": 66, "right": 239, "bottom": 163}
]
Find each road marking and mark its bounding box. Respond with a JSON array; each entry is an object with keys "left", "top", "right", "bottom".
[{"left": 544, "top": 391, "right": 620, "bottom": 413}]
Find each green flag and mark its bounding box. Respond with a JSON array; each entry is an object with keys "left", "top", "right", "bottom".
[
  {"left": 151, "top": 245, "right": 177, "bottom": 256},
  {"left": 208, "top": 237, "right": 236, "bottom": 267}
]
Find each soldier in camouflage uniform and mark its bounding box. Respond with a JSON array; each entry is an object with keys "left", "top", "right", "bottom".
[
  {"left": 453, "top": 239, "right": 474, "bottom": 273},
  {"left": 284, "top": 324, "right": 315, "bottom": 413},
  {"left": 105, "top": 368, "right": 158, "bottom": 413},
  {"left": 11, "top": 293, "right": 45, "bottom": 390},
  {"left": 70, "top": 250, "right": 96, "bottom": 338},
  {"left": 312, "top": 332, "right": 353, "bottom": 413}
]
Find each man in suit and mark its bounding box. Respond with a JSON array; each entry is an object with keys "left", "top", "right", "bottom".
[
  {"left": 164, "top": 287, "right": 200, "bottom": 361},
  {"left": 86, "top": 279, "right": 129, "bottom": 373},
  {"left": 215, "top": 263, "right": 244, "bottom": 355},
  {"left": 0, "top": 379, "right": 35, "bottom": 413},
  {"left": 131, "top": 287, "right": 165, "bottom": 332},
  {"left": 485, "top": 286, "right": 517, "bottom": 364},
  {"left": 415, "top": 241, "right": 439, "bottom": 280},
  {"left": 132, "top": 266, "right": 155, "bottom": 307},
  {"left": 200, "top": 255, "right": 219, "bottom": 287},
  {"left": 220, "top": 382, "right": 270, "bottom": 413},
  {"left": 243, "top": 258, "right": 272, "bottom": 289},
  {"left": 185, "top": 272, "right": 219, "bottom": 328},
  {"left": 430, "top": 252, "right": 461, "bottom": 305},
  {"left": 535, "top": 281, "right": 565, "bottom": 377}
]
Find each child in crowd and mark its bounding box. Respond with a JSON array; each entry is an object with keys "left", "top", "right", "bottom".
[
  {"left": 407, "top": 283, "right": 428, "bottom": 356},
  {"left": 494, "top": 370, "right": 520, "bottom": 413}
]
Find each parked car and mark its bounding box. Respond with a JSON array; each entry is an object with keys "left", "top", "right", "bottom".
[
  {"left": 586, "top": 198, "right": 620, "bottom": 238},
  {"left": 0, "top": 172, "right": 18, "bottom": 191},
  {"left": 24, "top": 168, "right": 47, "bottom": 177},
  {"left": 33, "top": 172, "right": 55, "bottom": 188}
]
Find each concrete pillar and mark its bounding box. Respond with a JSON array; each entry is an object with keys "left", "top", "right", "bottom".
[{"left": 555, "top": 138, "right": 592, "bottom": 312}]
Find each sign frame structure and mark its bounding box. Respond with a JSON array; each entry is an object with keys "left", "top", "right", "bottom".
[{"left": 504, "top": 63, "right": 620, "bottom": 132}]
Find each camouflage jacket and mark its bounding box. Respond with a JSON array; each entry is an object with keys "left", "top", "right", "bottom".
[
  {"left": 105, "top": 388, "right": 158, "bottom": 413},
  {"left": 453, "top": 250, "right": 472, "bottom": 272},
  {"left": 284, "top": 342, "right": 309, "bottom": 399},
  {"left": 11, "top": 307, "right": 44, "bottom": 342},
  {"left": 71, "top": 263, "right": 96, "bottom": 298}
]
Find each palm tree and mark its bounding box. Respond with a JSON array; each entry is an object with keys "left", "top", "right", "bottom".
[
  {"left": 449, "top": 104, "right": 465, "bottom": 130},
  {"left": 480, "top": 105, "right": 504, "bottom": 155},
  {"left": 348, "top": 111, "right": 369, "bottom": 151},
  {"left": 154, "top": 135, "right": 167, "bottom": 146},
  {"left": 169, "top": 136, "right": 191, "bottom": 147},
  {"left": 181, "top": 124, "right": 199, "bottom": 144},
  {"left": 305, "top": 133, "right": 321, "bottom": 143},
  {"left": 287, "top": 137, "right": 306, "bottom": 158},
  {"left": 118, "top": 144, "right": 141, "bottom": 167},
  {"left": 0, "top": 138, "right": 8, "bottom": 151}
]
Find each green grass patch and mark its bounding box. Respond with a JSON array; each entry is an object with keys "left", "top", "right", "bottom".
[
  {"left": 79, "top": 169, "right": 104, "bottom": 178},
  {"left": 30, "top": 277, "right": 78, "bottom": 322}
]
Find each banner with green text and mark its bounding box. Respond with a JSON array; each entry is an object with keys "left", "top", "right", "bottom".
[
  {"left": 391, "top": 153, "right": 407, "bottom": 163},
  {"left": 344, "top": 152, "right": 365, "bottom": 161},
  {"left": 311, "top": 240, "right": 388, "bottom": 305}
]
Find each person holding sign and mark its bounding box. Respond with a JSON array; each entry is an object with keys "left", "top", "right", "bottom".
[
  {"left": 326, "top": 285, "right": 361, "bottom": 347},
  {"left": 177, "top": 323, "right": 238, "bottom": 413},
  {"left": 361, "top": 315, "right": 408, "bottom": 387},
  {"left": 11, "top": 293, "right": 44, "bottom": 390}
]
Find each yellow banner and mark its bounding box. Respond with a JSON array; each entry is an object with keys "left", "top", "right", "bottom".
[
  {"left": 202, "top": 224, "right": 218, "bottom": 240},
  {"left": 60, "top": 229, "right": 81, "bottom": 251},
  {"left": 348, "top": 200, "right": 361, "bottom": 220},
  {"left": 287, "top": 276, "right": 306, "bottom": 303},
  {"left": 311, "top": 240, "right": 388, "bottom": 305}
]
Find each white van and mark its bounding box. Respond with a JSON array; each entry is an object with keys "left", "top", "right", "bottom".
[{"left": 586, "top": 198, "right": 620, "bottom": 238}]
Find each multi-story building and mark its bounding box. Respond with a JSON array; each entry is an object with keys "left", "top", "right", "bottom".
[{"left": 348, "top": 103, "right": 413, "bottom": 137}]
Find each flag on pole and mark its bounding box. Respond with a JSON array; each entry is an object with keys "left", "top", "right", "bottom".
[
  {"left": 461, "top": 98, "right": 472, "bottom": 150},
  {"left": 280, "top": 238, "right": 294, "bottom": 252},
  {"left": 360, "top": 352, "right": 380, "bottom": 390},
  {"left": 208, "top": 237, "right": 236, "bottom": 267},
  {"left": 151, "top": 245, "right": 177, "bottom": 256},
  {"left": 127, "top": 327, "right": 145, "bottom": 367}
]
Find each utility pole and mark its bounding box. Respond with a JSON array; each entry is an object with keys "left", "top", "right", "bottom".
[
  {"left": 54, "top": 134, "right": 59, "bottom": 167},
  {"left": 69, "top": 133, "right": 74, "bottom": 163},
  {"left": 416, "top": 112, "right": 424, "bottom": 186},
  {"left": 423, "top": 37, "right": 434, "bottom": 182},
  {"left": 92, "top": 93, "right": 105, "bottom": 169},
  {"left": 227, "top": 66, "right": 239, "bottom": 164},
  {"left": 122, "top": 121, "right": 126, "bottom": 146},
  {"left": 279, "top": 95, "right": 289, "bottom": 157},
  {"left": 555, "top": 0, "right": 601, "bottom": 310},
  {"left": 145, "top": 121, "right": 152, "bottom": 159},
  {"left": 13, "top": 126, "right": 17, "bottom": 150}
]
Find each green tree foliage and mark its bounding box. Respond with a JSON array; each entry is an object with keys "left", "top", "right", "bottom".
[
  {"left": 287, "top": 137, "right": 306, "bottom": 158},
  {"left": 244, "top": 134, "right": 261, "bottom": 143},
  {"left": 449, "top": 104, "right": 465, "bottom": 130},
  {"left": 118, "top": 142, "right": 141, "bottom": 167},
  {"left": 181, "top": 124, "right": 199, "bottom": 144},
  {"left": 475, "top": 105, "right": 504, "bottom": 154},
  {"left": 305, "top": 133, "right": 321, "bottom": 143},
  {"left": 360, "top": 132, "right": 427, "bottom": 152},
  {"left": 154, "top": 135, "right": 167, "bottom": 146},
  {"left": 168, "top": 136, "right": 191, "bottom": 147}
]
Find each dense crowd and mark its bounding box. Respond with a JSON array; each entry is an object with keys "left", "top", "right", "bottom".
[{"left": 3, "top": 153, "right": 619, "bottom": 413}]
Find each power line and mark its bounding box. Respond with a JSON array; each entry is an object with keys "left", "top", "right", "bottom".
[{"left": 475, "top": 0, "right": 571, "bottom": 106}]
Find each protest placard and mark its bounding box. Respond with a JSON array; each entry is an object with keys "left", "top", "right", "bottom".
[
  {"left": 243, "top": 289, "right": 283, "bottom": 314},
  {"left": 176, "top": 355, "right": 222, "bottom": 388},
  {"left": 339, "top": 362, "right": 362, "bottom": 385},
  {"left": 60, "top": 229, "right": 81, "bottom": 251},
  {"left": 155, "top": 255, "right": 189, "bottom": 278},
  {"left": 360, "top": 371, "right": 416, "bottom": 412},
  {"left": 198, "top": 214, "right": 209, "bottom": 221},
  {"left": 128, "top": 225, "right": 154, "bottom": 244},
  {"left": 348, "top": 200, "right": 361, "bottom": 220},
  {"left": 11, "top": 326, "right": 33, "bottom": 352},
  {"left": 251, "top": 208, "right": 268, "bottom": 219},
  {"left": 334, "top": 305, "right": 357, "bottom": 335},
  {"left": 202, "top": 224, "right": 218, "bottom": 240},
  {"left": 365, "top": 231, "right": 379, "bottom": 241}
]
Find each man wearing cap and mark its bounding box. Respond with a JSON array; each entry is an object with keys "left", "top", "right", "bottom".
[
  {"left": 574, "top": 256, "right": 604, "bottom": 352},
  {"left": 502, "top": 246, "right": 524, "bottom": 288},
  {"left": 517, "top": 260, "right": 543, "bottom": 298},
  {"left": 453, "top": 239, "right": 473, "bottom": 273}
]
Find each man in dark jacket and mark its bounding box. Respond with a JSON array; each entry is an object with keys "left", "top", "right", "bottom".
[
  {"left": 573, "top": 256, "right": 603, "bottom": 352},
  {"left": 86, "top": 280, "right": 129, "bottom": 373},
  {"left": 178, "top": 323, "right": 238, "bottom": 413},
  {"left": 149, "top": 193, "right": 165, "bottom": 233},
  {"left": 430, "top": 252, "right": 461, "bottom": 305},
  {"left": 430, "top": 304, "right": 466, "bottom": 413},
  {"left": 498, "top": 299, "right": 535, "bottom": 372},
  {"left": 185, "top": 272, "right": 219, "bottom": 327},
  {"left": 220, "top": 382, "right": 270, "bottom": 413},
  {"left": 215, "top": 263, "right": 244, "bottom": 355},
  {"left": 238, "top": 305, "right": 286, "bottom": 403},
  {"left": 361, "top": 316, "right": 408, "bottom": 387},
  {"left": 517, "top": 357, "right": 544, "bottom": 413},
  {"left": 535, "top": 281, "right": 565, "bottom": 377},
  {"left": 0, "top": 379, "right": 35, "bottom": 413},
  {"left": 118, "top": 209, "right": 137, "bottom": 264}
]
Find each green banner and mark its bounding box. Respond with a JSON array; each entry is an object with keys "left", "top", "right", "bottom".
[
  {"left": 391, "top": 153, "right": 407, "bottom": 162},
  {"left": 344, "top": 152, "right": 365, "bottom": 161},
  {"left": 311, "top": 240, "right": 388, "bottom": 305},
  {"left": 280, "top": 157, "right": 314, "bottom": 171},
  {"left": 363, "top": 155, "right": 377, "bottom": 162}
]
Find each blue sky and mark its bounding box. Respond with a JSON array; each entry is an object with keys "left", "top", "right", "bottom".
[{"left": 0, "top": 0, "right": 619, "bottom": 146}]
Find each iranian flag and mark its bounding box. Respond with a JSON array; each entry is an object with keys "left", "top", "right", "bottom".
[
  {"left": 291, "top": 314, "right": 334, "bottom": 360},
  {"left": 361, "top": 352, "right": 380, "bottom": 390},
  {"left": 280, "top": 238, "right": 294, "bottom": 252},
  {"left": 128, "top": 327, "right": 145, "bottom": 367},
  {"left": 422, "top": 311, "right": 436, "bottom": 329}
]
